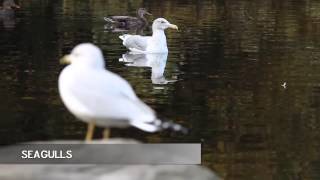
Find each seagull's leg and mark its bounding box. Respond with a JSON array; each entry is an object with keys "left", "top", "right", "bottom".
[
  {"left": 85, "top": 121, "right": 95, "bottom": 141},
  {"left": 103, "top": 128, "right": 110, "bottom": 140}
]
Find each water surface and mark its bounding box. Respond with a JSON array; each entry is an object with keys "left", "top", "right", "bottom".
[{"left": 1, "top": 0, "right": 320, "bottom": 179}]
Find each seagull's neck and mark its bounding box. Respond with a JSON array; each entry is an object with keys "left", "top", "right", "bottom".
[
  {"left": 152, "top": 29, "right": 166, "bottom": 41},
  {"left": 147, "top": 29, "right": 168, "bottom": 52}
]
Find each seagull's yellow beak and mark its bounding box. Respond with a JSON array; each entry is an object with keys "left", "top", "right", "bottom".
[
  {"left": 60, "top": 55, "right": 72, "bottom": 65},
  {"left": 168, "top": 24, "right": 179, "bottom": 31}
]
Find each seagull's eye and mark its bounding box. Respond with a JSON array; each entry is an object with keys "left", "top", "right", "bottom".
[{"left": 161, "top": 21, "right": 165, "bottom": 24}]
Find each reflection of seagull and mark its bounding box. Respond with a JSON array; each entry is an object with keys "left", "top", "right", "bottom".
[
  {"left": 59, "top": 43, "right": 186, "bottom": 141},
  {"left": 282, "top": 82, "right": 286, "bottom": 89},
  {"left": 119, "top": 52, "right": 177, "bottom": 84}
]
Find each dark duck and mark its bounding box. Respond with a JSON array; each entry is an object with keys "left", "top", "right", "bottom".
[{"left": 104, "top": 8, "right": 151, "bottom": 30}]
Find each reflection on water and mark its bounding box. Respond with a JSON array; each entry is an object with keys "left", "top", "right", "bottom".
[
  {"left": 119, "top": 52, "right": 177, "bottom": 85},
  {"left": 1, "top": 0, "right": 320, "bottom": 179},
  {"left": 0, "top": 0, "right": 18, "bottom": 30},
  {"left": 0, "top": 10, "right": 16, "bottom": 29}
]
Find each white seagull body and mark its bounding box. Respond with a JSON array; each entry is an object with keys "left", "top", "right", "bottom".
[
  {"left": 58, "top": 43, "right": 161, "bottom": 133},
  {"left": 119, "top": 18, "right": 178, "bottom": 54}
]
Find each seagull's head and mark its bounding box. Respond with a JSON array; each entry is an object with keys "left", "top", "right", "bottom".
[
  {"left": 152, "top": 18, "right": 178, "bottom": 31},
  {"left": 60, "top": 43, "right": 105, "bottom": 69}
]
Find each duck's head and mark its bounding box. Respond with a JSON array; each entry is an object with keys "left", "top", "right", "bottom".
[
  {"left": 137, "top": 8, "right": 152, "bottom": 17},
  {"left": 2, "top": 0, "right": 20, "bottom": 10},
  {"left": 152, "top": 18, "right": 178, "bottom": 31}
]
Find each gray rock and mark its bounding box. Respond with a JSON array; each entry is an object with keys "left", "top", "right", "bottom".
[
  {"left": 0, "top": 139, "right": 220, "bottom": 180},
  {"left": 0, "top": 165, "right": 219, "bottom": 180}
]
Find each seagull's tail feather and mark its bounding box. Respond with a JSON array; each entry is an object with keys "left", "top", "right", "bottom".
[
  {"left": 131, "top": 121, "right": 159, "bottom": 132},
  {"left": 156, "top": 119, "right": 188, "bottom": 134},
  {"left": 131, "top": 119, "right": 188, "bottom": 134},
  {"left": 104, "top": 17, "right": 116, "bottom": 23},
  {"left": 119, "top": 54, "right": 134, "bottom": 64},
  {"left": 119, "top": 54, "right": 126, "bottom": 62},
  {"left": 119, "top": 34, "right": 130, "bottom": 41}
]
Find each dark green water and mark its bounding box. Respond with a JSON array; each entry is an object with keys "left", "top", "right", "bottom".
[{"left": 1, "top": 0, "right": 320, "bottom": 179}]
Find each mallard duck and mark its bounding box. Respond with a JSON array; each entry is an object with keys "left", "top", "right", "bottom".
[{"left": 104, "top": 8, "right": 151, "bottom": 29}]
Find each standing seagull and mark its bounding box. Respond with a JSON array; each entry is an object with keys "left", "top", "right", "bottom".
[
  {"left": 58, "top": 43, "right": 185, "bottom": 141},
  {"left": 119, "top": 18, "right": 178, "bottom": 53}
]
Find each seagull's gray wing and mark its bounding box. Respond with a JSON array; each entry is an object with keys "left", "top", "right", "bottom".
[{"left": 120, "top": 35, "right": 150, "bottom": 51}]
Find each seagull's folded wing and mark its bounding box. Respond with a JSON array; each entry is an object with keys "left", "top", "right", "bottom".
[{"left": 122, "top": 35, "right": 150, "bottom": 51}]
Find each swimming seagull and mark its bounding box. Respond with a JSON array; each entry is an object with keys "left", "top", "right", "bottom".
[
  {"left": 119, "top": 18, "right": 178, "bottom": 53},
  {"left": 58, "top": 43, "right": 186, "bottom": 141}
]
